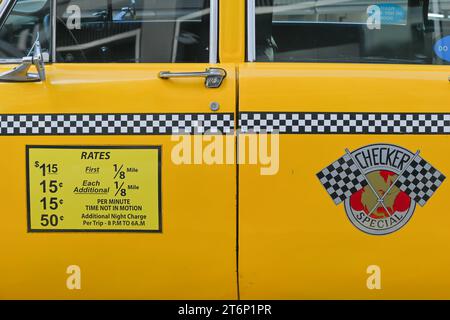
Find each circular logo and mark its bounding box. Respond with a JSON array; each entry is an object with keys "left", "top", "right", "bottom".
[{"left": 344, "top": 144, "right": 416, "bottom": 235}]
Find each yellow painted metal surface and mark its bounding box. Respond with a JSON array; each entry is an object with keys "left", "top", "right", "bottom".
[
  {"left": 238, "top": 63, "right": 450, "bottom": 299},
  {"left": 219, "top": 0, "right": 246, "bottom": 63},
  {"left": 0, "top": 64, "right": 237, "bottom": 299},
  {"left": 239, "top": 63, "right": 450, "bottom": 112},
  {"left": 0, "top": 64, "right": 236, "bottom": 114}
]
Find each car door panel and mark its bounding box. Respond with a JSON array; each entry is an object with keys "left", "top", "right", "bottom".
[
  {"left": 0, "top": 36, "right": 237, "bottom": 301},
  {"left": 238, "top": 63, "right": 450, "bottom": 299}
]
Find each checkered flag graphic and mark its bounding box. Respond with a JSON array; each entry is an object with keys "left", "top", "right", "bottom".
[
  {"left": 394, "top": 156, "right": 445, "bottom": 206},
  {"left": 317, "top": 153, "right": 368, "bottom": 205}
]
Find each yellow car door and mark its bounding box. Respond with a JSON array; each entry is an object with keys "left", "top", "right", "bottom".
[
  {"left": 0, "top": 0, "right": 237, "bottom": 299},
  {"left": 239, "top": 0, "right": 450, "bottom": 299}
]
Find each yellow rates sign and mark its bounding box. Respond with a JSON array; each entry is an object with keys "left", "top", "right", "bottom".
[{"left": 26, "top": 146, "right": 161, "bottom": 232}]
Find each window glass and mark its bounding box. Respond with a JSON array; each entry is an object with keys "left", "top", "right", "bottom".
[
  {"left": 255, "top": 0, "right": 450, "bottom": 64},
  {"left": 0, "top": 0, "right": 51, "bottom": 59},
  {"left": 55, "top": 0, "right": 211, "bottom": 63}
]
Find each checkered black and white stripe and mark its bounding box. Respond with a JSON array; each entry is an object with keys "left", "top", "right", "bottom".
[
  {"left": 240, "top": 113, "right": 450, "bottom": 134},
  {"left": 317, "top": 153, "right": 368, "bottom": 205},
  {"left": 395, "top": 156, "right": 446, "bottom": 206},
  {"left": 0, "top": 113, "right": 234, "bottom": 135}
]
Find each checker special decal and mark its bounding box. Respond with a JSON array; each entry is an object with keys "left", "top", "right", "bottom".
[
  {"left": 0, "top": 113, "right": 234, "bottom": 135},
  {"left": 317, "top": 144, "right": 446, "bottom": 235}
]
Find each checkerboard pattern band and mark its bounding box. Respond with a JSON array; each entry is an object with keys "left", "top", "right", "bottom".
[
  {"left": 0, "top": 113, "right": 234, "bottom": 135},
  {"left": 395, "top": 156, "right": 446, "bottom": 206},
  {"left": 240, "top": 113, "right": 450, "bottom": 134},
  {"left": 317, "top": 153, "right": 368, "bottom": 205}
]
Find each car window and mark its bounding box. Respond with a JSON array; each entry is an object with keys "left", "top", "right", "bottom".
[
  {"left": 254, "top": 0, "right": 450, "bottom": 64},
  {"left": 0, "top": 0, "right": 51, "bottom": 60},
  {"left": 55, "top": 0, "right": 211, "bottom": 63}
]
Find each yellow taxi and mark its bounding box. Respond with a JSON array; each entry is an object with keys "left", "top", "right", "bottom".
[{"left": 0, "top": 0, "right": 450, "bottom": 300}]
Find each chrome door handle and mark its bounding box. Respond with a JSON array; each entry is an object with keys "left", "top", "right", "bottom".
[{"left": 159, "top": 67, "right": 226, "bottom": 88}]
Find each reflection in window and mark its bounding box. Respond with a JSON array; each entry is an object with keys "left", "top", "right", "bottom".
[
  {"left": 255, "top": 0, "right": 450, "bottom": 64},
  {"left": 0, "top": 0, "right": 51, "bottom": 59},
  {"left": 55, "top": 0, "right": 211, "bottom": 63}
]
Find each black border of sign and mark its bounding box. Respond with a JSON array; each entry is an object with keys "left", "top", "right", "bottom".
[{"left": 26, "top": 145, "right": 162, "bottom": 233}]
